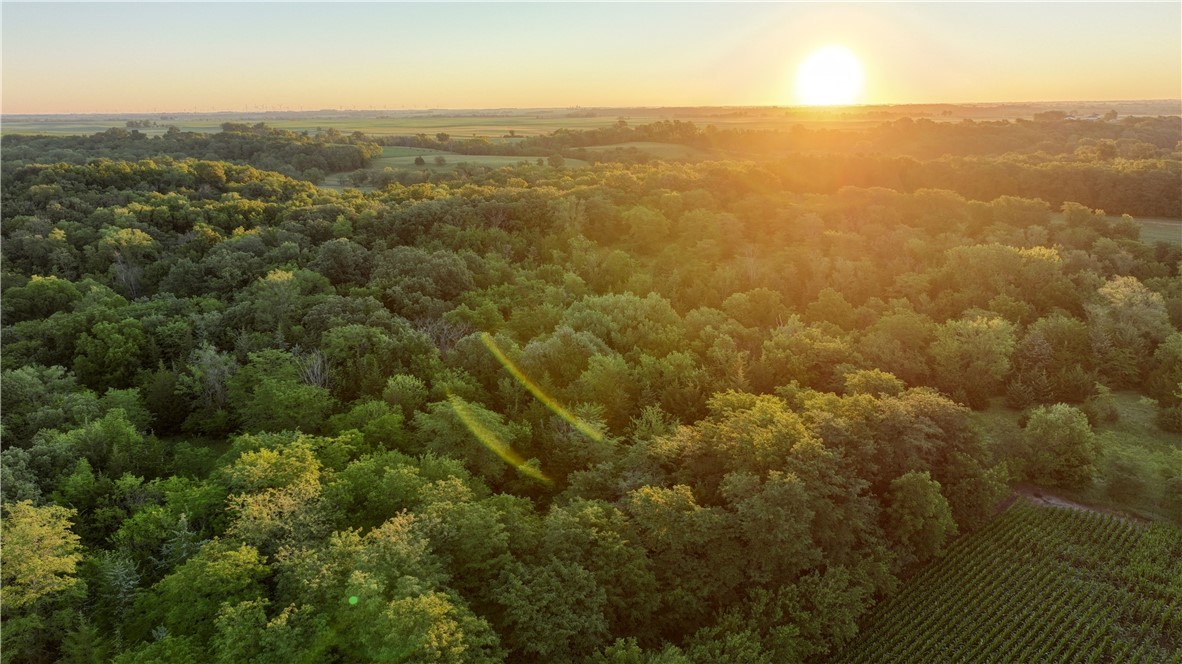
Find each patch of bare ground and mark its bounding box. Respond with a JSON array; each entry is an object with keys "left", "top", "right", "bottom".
[{"left": 1001, "top": 483, "right": 1152, "bottom": 524}]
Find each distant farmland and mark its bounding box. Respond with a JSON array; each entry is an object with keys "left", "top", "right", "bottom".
[
  {"left": 7, "top": 100, "right": 1178, "bottom": 139},
  {"left": 321, "top": 145, "right": 589, "bottom": 188},
  {"left": 363, "top": 147, "right": 587, "bottom": 171},
  {"left": 577, "top": 141, "right": 715, "bottom": 161}
]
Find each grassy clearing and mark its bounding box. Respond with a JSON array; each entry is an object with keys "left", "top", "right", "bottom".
[
  {"left": 973, "top": 392, "right": 1182, "bottom": 524},
  {"left": 371, "top": 153, "right": 587, "bottom": 170},
  {"left": 1137, "top": 217, "right": 1182, "bottom": 244},
  {"left": 1085, "top": 393, "right": 1182, "bottom": 522},
  {"left": 363, "top": 146, "right": 588, "bottom": 171},
  {"left": 320, "top": 147, "right": 588, "bottom": 189},
  {"left": 376, "top": 146, "right": 450, "bottom": 158},
  {"left": 577, "top": 141, "right": 715, "bottom": 160},
  {"left": 1051, "top": 212, "right": 1181, "bottom": 245},
  {"left": 836, "top": 499, "right": 1182, "bottom": 663}
]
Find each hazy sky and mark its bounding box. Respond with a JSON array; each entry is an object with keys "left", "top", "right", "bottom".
[{"left": 3, "top": 2, "right": 1180, "bottom": 113}]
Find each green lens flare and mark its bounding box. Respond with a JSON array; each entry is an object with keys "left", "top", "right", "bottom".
[
  {"left": 348, "top": 596, "right": 359, "bottom": 605},
  {"left": 479, "top": 332, "right": 605, "bottom": 442},
  {"left": 448, "top": 394, "right": 551, "bottom": 483}
]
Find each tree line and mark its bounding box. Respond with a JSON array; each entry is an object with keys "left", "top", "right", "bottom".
[
  {"left": 1, "top": 123, "right": 383, "bottom": 185},
  {"left": 368, "top": 117, "right": 1182, "bottom": 217}
]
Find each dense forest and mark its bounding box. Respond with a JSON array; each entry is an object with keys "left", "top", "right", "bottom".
[{"left": 1, "top": 124, "right": 1180, "bottom": 662}]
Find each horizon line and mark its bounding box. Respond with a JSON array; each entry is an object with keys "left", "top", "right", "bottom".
[{"left": 4, "top": 99, "right": 1182, "bottom": 118}]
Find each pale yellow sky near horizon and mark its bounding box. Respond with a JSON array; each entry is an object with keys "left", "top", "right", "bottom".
[{"left": 2, "top": 3, "right": 1180, "bottom": 114}]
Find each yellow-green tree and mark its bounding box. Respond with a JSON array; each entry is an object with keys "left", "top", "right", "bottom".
[{"left": 1, "top": 501, "right": 83, "bottom": 611}]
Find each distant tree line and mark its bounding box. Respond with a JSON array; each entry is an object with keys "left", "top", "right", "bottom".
[
  {"left": 377, "top": 116, "right": 1180, "bottom": 161},
  {"left": 365, "top": 118, "right": 1182, "bottom": 216},
  {"left": 1, "top": 123, "right": 383, "bottom": 184}
]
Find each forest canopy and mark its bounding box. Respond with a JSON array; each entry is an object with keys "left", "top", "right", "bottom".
[{"left": 1, "top": 122, "right": 1180, "bottom": 662}]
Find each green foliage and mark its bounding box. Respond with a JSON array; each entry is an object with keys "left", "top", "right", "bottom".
[
  {"left": 2, "top": 275, "right": 82, "bottom": 324},
  {"left": 1087, "top": 276, "right": 1173, "bottom": 387},
  {"left": 1145, "top": 332, "right": 1182, "bottom": 406},
  {"left": 0, "top": 501, "right": 84, "bottom": 612},
  {"left": 659, "top": 391, "right": 817, "bottom": 499},
  {"left": 1023, "top": 404, "right": 1100, "bottom": 488},
  {"left": 1103, "top": 448, "right": 1151, "bottom": 502},
  {"left": 756, "top": 316, "right": 860, "bottom": 393},
  {"left": 212, "top": 600, "right": 330, "bottom": 664},
  {"left": 73, "top": 319, "right": 153, "bottom": 391},
  {"left": 623, "top": 484, "right": 744, "bottom": 635},
  {"left": 411, "top": 397, "right": 533, "bottom": 487},
  {"left": 46, "top": 408, "right": 150, "bottom": 478},
  {"left": 382, "top": 373, "right": 430, "bottom": 418},
  {"left": 111, "top": 636, "right": 203, "bottom": 664},
  {"left": 494, "top": 558, "right": 610, "bottom": 659},
  {"left": 540, "top": 499, "right": 660, "bottom": 636},
  {"left": 1081, "top": 383, "right": 1120, "bottom": 425},
  {"left": 321, "top": 325, "right": 404, "bottom": 401},
  {"left": 590, "top": 638, "right": 689, "bottom": 663},
  {"left": 884, "top": 471, "right": 958, "bottom": 569},
  {"left": 134, "top": 541, "right": 270, "bottom": 642},
  {"left": 227, "top": 350, "right": 335, "bottom": 433},
  {"left": 843, "top": 369, "right": 905, "bottom": 397},
  {"left": 1, "top": 364, "right": 100, "bottom": 444},
  {"left": 2, "top": 125, "right": 1180, "bottom": 663},
  {"left": 720, "top": 471, "right": 820, "bottom": 585},
  {"left": 325, "top": 399, "right": 406, "bottom": 451},
  {"left": 930, "top": 315, "right": 1016, "bottom": 408}
]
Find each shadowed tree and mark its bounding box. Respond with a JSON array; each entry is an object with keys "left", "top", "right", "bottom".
[{"left": 884, "top": 471, "right": 957, "bottom": 570}]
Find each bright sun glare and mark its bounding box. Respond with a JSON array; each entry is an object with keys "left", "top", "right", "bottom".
[{"left": 795, "top": 45, "right": 864, "bottom": 106}]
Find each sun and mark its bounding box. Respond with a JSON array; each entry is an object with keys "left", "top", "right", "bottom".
[{"left": 795, "top": 45, "right": 864, "bottom": 106}]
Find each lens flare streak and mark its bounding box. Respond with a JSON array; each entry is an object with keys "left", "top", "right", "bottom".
[
  {"left": 479, "top": 332, "right": 606, "bottom": 442},
  {"left": 448, "top": 393, "right": 551, "bottom": 484}
]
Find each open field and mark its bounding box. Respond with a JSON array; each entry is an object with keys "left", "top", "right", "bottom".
[
  {"left": 1049, "top": 213, "right": 1181, "bottom": 245},
  {"left": 1085, "top": 393, "right": 1182, "bottom": 523},
  {"left": 366, "top": 152, "right": 587, "bottom": 171},
  {"left": 836, "top": 499, "right": 1182, "bottom": 663},
  {"left": 376, "top": 146, "right": 452, "bottom": 158},
  {"left": 368, "top": 145, "right": 588, "bottom": 170},
  {"left": 1138, "top": 217, "right": 1182, "bottom": 244},
  {"left": 0, "top": 113, "right": 885, "bottom": 138},
  {"left": 0, "top": 111, "right": 799, "bottom": 138},
  {"left": 321, "top": 145, "right": 589, "bottom": 189},
  {"left": 577, "top": 141, "right": 716, "bottom": 160},
  {"left": 972, "top": 392, "right": 1182, "bottom": 524}
]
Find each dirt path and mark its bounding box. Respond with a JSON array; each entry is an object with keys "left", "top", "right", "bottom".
[{"left": 1007, "top": 484, "right": 1150, "bottom": 524}]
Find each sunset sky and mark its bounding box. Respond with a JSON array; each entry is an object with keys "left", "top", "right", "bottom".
[{"left": 3, "top": 2, "right": 1180, "bottom": 114}]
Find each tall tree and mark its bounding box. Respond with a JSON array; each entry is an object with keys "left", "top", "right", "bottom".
[
  {"left": 930, "top": 315, "right": 1016, "bottom": 408},
  {"left": 884, "top": 471, "right": 958, "bottom": 570},
  {"left": 1, "top": 501, "right": 84, "bottom": 612},
  {"left": 1023, "top": 404, "right": 1100, "bottom": 488}
]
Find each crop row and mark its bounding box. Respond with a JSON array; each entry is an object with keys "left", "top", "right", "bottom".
[{"left": 837, "top": 499, "right": 1182, "bottom": 663}]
